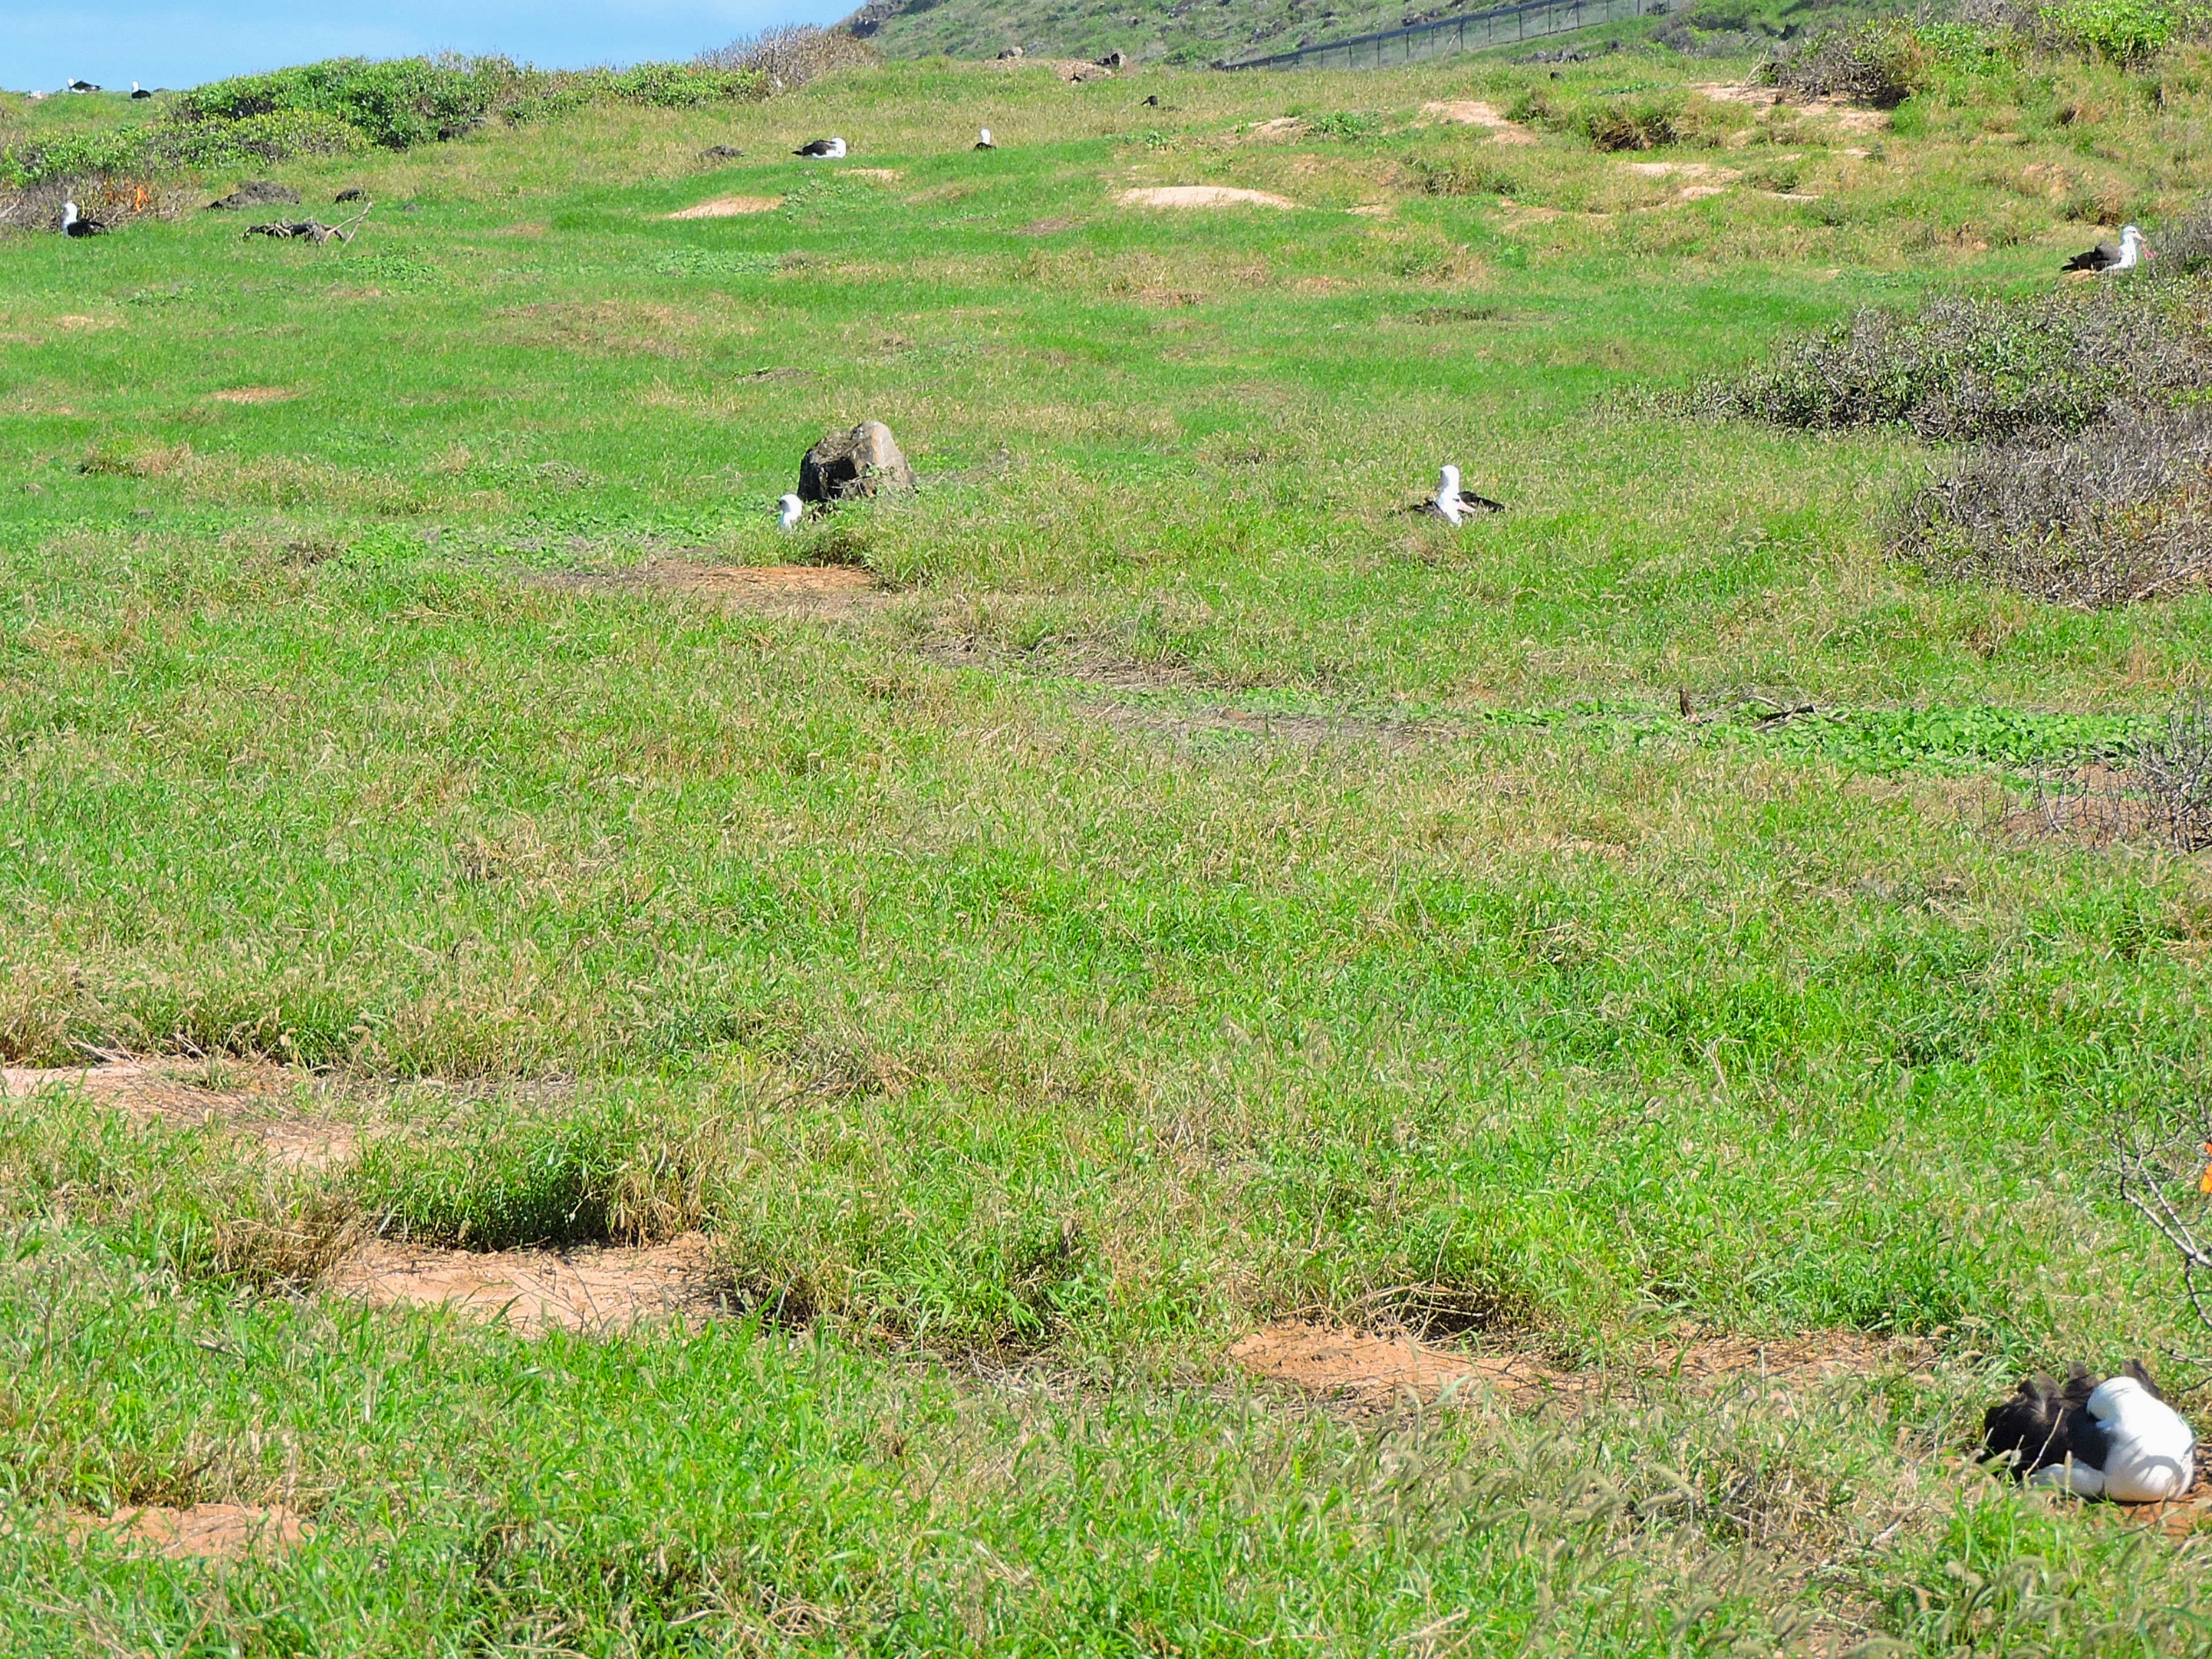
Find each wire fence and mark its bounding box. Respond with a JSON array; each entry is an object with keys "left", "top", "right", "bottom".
[{"left": 1217, "top": 0, "right": 1666, "bottom": 71}]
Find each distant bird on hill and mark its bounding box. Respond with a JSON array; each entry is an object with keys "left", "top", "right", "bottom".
[
  {"left": 60, "top": 201, "right": 107, "bottom": 237},
  {"left": 793, "top": 137, "right": 847, "bottom": 159},
  {"left": 68, "top": 78, "right": 99, "bottom": 92},
  {"left": 778, "top": 493, "right": 805, "bottom": 531},
  {"left": 131, "top": 82, "right": 152, "bottom": 99},
  {"left": 976, "top": 127, "right": 996, "bottom": 149},
  {"left": 2065, "top": 225, "right": 2148, "bottom": 273}
]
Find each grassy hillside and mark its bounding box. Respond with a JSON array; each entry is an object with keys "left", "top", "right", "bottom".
[
  {"left": 846, "top": 0, "right": 1880, "bottom": 68},
  {"left": 5, "top": 26, "right": 2212, "bottom": 1653}
]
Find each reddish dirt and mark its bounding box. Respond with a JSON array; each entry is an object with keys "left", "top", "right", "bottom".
[
  {"left": 1418, "top": 100, "right": 1539, "bottom": 145},
  {"left": 2123, "top": 1472, "right": 2212, "bottom": 1537},
  {"left": 72, "top": 1504, "right": 313, "bottom": 1560},
  {"left": 1231, "top": 1323, "right": 1919, "bottom": 1412},
  {"left": 332, "top": 1234, "right": 724, "bottom": 1335}
]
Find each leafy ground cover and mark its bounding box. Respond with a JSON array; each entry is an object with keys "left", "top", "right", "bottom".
[{"left": 5, "top": 30, "right": 2212, "bottom": 1654}]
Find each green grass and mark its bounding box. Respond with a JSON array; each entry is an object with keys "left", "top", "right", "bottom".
[{"left": 5, "top": 36, "right": 2212, "bottom": 1653}]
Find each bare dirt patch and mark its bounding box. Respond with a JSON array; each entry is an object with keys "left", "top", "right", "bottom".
[
  {"left": 1233, "top": 1323, "right": 1919, "bottom": 1413},
  {"left": 991, "top": 55, "right": 1114, "bottom": 81},
  {"left": 1418, "top": 100, "right": 1539, "bottom": 145},
  {"left": 1999, "top": 766, "right": 2161, "bottom": 845},
  {"left": 1245, "top": 116, "right": 1304, "bottom": 139},
  {"left": 205, "top": 386, "right": 298, "bottom": 404},
  {"left": 334, "top": 1235, "right": 725, "bottom": 1335},
  {"left": 665, "top": 194, "right": 783, "bottom": 218},
  {"left": 1120, "top": 186, "right": 1298, "bottom": 211},
  {"left": 845, "top": 167, "right": 901, "bottom": 182},
  {"left": 1694, "top": 82, "right": 1891, "bottom": 133},
  {"left": 1, "top": 1058, "right": 358, "bottom": 1170},
  {"left": 71, "top": 1504, "right": 313, "bottom": 1560},
  {"left": 557, "top": 559, "right": 886, "bottom": 617},
  {"left": 1622, "top": 162, "right": 1742, "bottom": 181}
]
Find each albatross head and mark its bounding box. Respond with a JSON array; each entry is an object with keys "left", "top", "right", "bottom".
[
  {"left": 778, "top": 493, "right": 804, "bottom": 531},
  {"left": 1437, "top": 464, "right": 1461, "bottom": 497}
]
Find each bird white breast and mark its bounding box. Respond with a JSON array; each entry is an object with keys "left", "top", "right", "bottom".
[{"left": 2087, "top": 1378, "right": 2196, "bottom": 1503}]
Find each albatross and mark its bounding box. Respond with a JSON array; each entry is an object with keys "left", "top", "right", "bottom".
[
  {"left": 793, "top": 137, "right": 847, "bottom": 159},
  {"left": 1429, "top": 464, "right": 1505, "bottom": 525},
  {"left": 976, "top": 128, "right": 996, "bottom": 149},
  {"left": 131, "top": 82, "right": 152, "bottom": 99},
  {"left": 778, "top": 494, "right": 805, "bottom": 531},
  {"left": 2064, "top": 225, "right": 2149, "bottom": 273},
  {"left": 60, "top": 202, "right": 108, "bottom": 238},
  {"left": 67, "top": 78, "right": 99, "bottom": 92}
]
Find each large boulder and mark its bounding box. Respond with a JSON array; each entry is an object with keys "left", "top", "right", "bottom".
[
  {"left": 208, "top": 180, "right": 300, "bottom": 211},
  {"left": 799, "top": 421, "right": 916, "bottom": 505}
]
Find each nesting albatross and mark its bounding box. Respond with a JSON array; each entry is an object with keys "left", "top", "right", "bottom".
[
  {"left": 2064, "top": 225, "right": 2149, "bottom": 273},
  {"left": 778, "top": 494, "right": 806, "bottom": 532},
  {"left": 794, "top": 137, "right": 848, "bottom": 159},
  {"left": 976, "top": 128, "right": 996, "bottom": 149},
  {"left": 60, "top": 201, "right": 108, "bottom": 238},
  {"left": 1422, "top": 464, "right": 1506, "bottom": 525}
]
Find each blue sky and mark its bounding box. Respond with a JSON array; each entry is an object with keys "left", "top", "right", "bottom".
[{"left": 14, "top": 1, "right": 850, "bottom": 93}]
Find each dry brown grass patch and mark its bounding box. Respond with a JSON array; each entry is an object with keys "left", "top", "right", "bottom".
[
  {"left": 556, "top": 560, "right": 887, "bottom": 617},
  {"left": 665, "top": 194, "right": 783, "bottom": 218},
  {"left": 1119, "top": 186, "right": 1298, "bottom": 211},
  {"left": 205, "top": 386, "right": 298, "bottom": 404},
  {"left": 66, "top": 1504, "right": 313, "bottom": 1560}
]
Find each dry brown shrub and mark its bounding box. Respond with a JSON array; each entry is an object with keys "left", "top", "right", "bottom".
[{"left": 694, "top": 26, "right": 878, "bottom": 90}]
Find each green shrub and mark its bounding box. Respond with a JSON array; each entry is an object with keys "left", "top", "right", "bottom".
[
  {"left": 1580, "top": 100, "right": 1681, "bottom": 152},
  {"left": 178, "top": 56, "right": 517, "bottom": 148},
  {"left": 2039, "top": 0, "right": 2180, "bottom": 61},
  {"left": 1308, "top": 110, "right": 1382, "bottom": 140}
]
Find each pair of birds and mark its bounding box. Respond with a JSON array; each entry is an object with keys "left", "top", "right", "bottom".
[
  {"left": 2066, "top": 224, "right": 2149, "bottom": 273},
  {"left": 794, "top": 131, "right": 997, "bottom": 156},
  {"left": 778, "top": 466, "right": 1504, "bottom": 531},
  {"left": 1983, "top": 1360, "right": 2196, "bottom": 1502}
]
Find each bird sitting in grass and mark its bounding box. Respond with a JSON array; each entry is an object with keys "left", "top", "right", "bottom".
[
  {"left": 976, "top": 128, "right": 996, "bottom": 149},
  {"left": 1409, "top": 464, "right": 1505, "bottom": 526},
  {"left": 60, "top": 202, "right": 108, "bottom": 238},
  {"left": 131, "top": 81, "right": 152, "bottom": 99},
  {"left": 1983, "top": 1360, "right": 2196, "bottom": 1503},
  {"left": 778, "top": 494, "right": 805, "bottom": 532},
  {"left": 793, "top": 137, "right": 847, "bottom": 159},
  {"left": 2064, "top": 225, "right": 2148, "bottom": 273}
]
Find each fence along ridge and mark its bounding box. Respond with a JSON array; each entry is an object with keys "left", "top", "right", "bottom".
[{"left": 1216, "top": 0, "right": 1663, "bottom": 71}]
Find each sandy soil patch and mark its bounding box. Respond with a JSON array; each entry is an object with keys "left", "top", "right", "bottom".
[
  {"left": 335, "top": 1235, "right": 724, "bottom": 1335},
  {"left": 205, "top": 386, "right": 297, "bottom": 404},
  {"left": 990, "top": 55, "right": 1114, "bottom": 81},
  {"left": 1246, "top": 117, "right": 1304, "bottom": 139},
  {"left": 1622, "top": 162, "right": 1741, "bottom": 181},
  {"left": 1120, "top": 186, "right": 1298, "bottom": 210},
  {"left": 72, "top": 1504, "right": 313, "bottom": 1560},
  {"left": 1233, "top": 1323, "right": 1916, "bottom": 1412},
  {"left": 1419, "top": 100, "right": 1539, "bottom": 145},
  {"left": 1, "top": 1058, "right": 358, "bottom": 1170},
  {"left": 666, "top": 194, "right": 783, "bottom": 219},
  {"left": 845, "top": 167, "right": 901, "bottom": 182},
  {"left": 1695, "top": 82, "right": 1891, "bottom": 132}
]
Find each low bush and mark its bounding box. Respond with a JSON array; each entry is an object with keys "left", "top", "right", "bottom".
[
  {"left": 1762, "top": 17, "right": 1935, "bottom": 107},
  {"left": 2038, "top": 0, "right": 2183, "bottom": 62},
  {"left": 695, "top": 25, "right": 879, "bottom": 89},
  {"left": 1578, "top": 99, "right": 1683, "bottom": 152},
  {"left": 1896, "top": 403, "right": 2212, "bottom": 607},
  {"left": 1701, "top": 279, "right": 2212, "bottom": 441}
]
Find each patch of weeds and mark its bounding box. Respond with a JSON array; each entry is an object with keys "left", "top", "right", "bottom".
[
  {"left": 474, "top": 458, "right": 603, "bottom": 494},
  {"left": 2136, "top": 698, "right": 2212, "bottom": 848},
  {"left": 1308, "top": 111, "right": 1382, "bottom": 141},
  {"left": 337, "top": 251, "right": 443, "bottom": 290},
  {"left": 1749, "top": 703, "right": 2152, "bottom": 775},
  {"left": 654, "top": 246, "right": 779, "bottom": 278},
  {"left": 1580, "top": 100, "right": 1682, "bottom": 152},
  {"left": 1406, "top": 156, "right": 1520, "bottom": 197},
  {"left": 1898, "top": 403, "right": 2212, "bottom": 607}
]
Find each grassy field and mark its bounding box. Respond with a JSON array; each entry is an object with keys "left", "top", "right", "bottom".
[{"left": 5, "top": 33, "right": 2212, "bottom": 1654}]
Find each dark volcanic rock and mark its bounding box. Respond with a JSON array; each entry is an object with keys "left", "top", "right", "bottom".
[
  {"left": 799, "top": 421, "right": 916, "bottom": 505},
  {"left": 208, "top": 180, "right": 300, "bottom": 211}
]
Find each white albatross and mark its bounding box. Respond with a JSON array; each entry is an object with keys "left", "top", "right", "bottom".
[
  {"left": 976, "top": 128, "right": 996, "bottom": 149},
  {"left": 60, "top": 201, "right": 108, "bottom": 237},
  {"left": 1430, "top": 464, "right": 1505, "bottom": 525},
  {"left": 2065, "top": 224, "right": 2149, "bottom": 273},
  {"left": 778, "top": 494, "right": 805, "bottom": 531},
  {"left": 793, "top": 137, "right": 847, "bottom": 159}
]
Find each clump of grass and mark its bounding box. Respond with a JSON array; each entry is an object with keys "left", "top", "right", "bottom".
[
  {"left": 1578, "top": 100, "right": 1682, "bottom": 153},
  {"left": 1896, "top": 403, "right": 2212, "bottom": 607},
  {"left": 1405, "top": 155, "right": 1520, "bottom": 197},
  {"left": 1702, "top": 280, "right": 2212, "bottom": 441},
  {"left": 353, "top": 1091, "right": 724, "bottom": 1250},
  {"left": 1307, "top": 110, "right": 1381, "bottom": 140}
]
